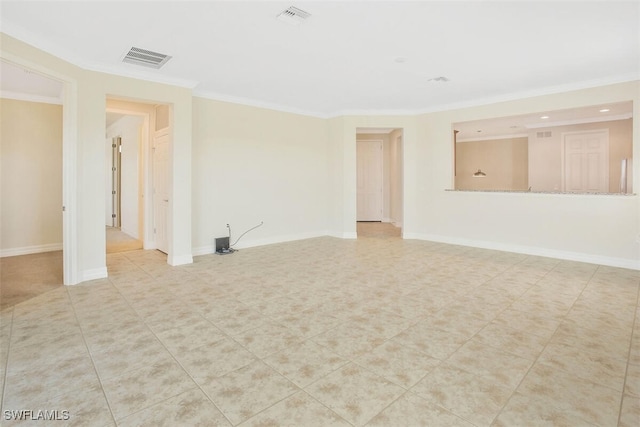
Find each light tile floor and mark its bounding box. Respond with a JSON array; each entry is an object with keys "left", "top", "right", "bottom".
[{"left": 1, "top": 233, "right": 639, "bottom": 426}]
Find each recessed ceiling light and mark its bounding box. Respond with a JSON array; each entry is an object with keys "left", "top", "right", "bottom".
[
  {"left": 540, "top": 115, "right": 549, "bottom": 119},
  {"left": 599, "top": 108, "right": 610, "bottom": 113}
]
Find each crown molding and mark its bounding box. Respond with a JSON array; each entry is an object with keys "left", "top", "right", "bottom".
[
  {"left": 0, "top": 90, "right": 62, "bottom": 105},
  {"left": 414, "top": 73, "right": 640, "bottom": 115},
  {"left": 457, "top": 133, "right": 529, "bottom": 143},
  {"left": 192, "top": 90, "right": 329, "bottom": 119},
  {"left": 525, "top": 113, "right": 633, "bottom": 129},
  {"left": 328, "top": 109, "right": 418, "bottom": 118}
]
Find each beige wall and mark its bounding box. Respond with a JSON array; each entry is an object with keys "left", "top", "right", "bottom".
[
  {"left": 413, "top": 81, "right": 639, "bottom": 268},
  {"left": 1, "top": 32, "right": 638, "bottom": 275},
  {"left": 329, "top": 116, "right": 417, "bottom": 238},
  {"left": 0, "top": 98, "right": 62, "bottom": 255},
  {"left": 456, "top": 137, "right": 528, "bottom": 191},
  {"left": 1, "top": 32, "right": 193, "bottom": 282},
  {"left": 191, "top": 97, "right": 330, "bottom": 252}
]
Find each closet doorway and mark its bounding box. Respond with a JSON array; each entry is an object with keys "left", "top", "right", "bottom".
[{"left": 355, "top": 128, "right": 404, "bottom": 238}]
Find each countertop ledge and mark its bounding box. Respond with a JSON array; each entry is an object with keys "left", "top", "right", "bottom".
[{"left": 446, "top": 189, "right": 636, "bottom": 196}]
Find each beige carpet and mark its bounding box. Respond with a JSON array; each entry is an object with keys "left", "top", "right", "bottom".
[
  {"left": 0, "top": 227, "right": 142, "bottom": 309},
  {"left": 0, "top": 251, "right": 63, "bottom": 310}
]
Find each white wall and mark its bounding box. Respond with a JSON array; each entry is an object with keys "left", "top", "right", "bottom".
[
  {"left": 191, "top": 97, "right": 330, "bottom": 253},
  {"left": 105, "top": 115, "right": 143, "bottom": 238},
  {"left": 0, "top": 98, "right": 62, "bottom": 256}
]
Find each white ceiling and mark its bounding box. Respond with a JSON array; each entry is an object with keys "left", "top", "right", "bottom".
[{"left": 1, "top": 1, "right": 638, "bottom": 117}]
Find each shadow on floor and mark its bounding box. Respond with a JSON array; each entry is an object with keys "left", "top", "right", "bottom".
[
  {"left": 106, "top": 226, "right": 143, "bottom": 254},
  {"left": 357, "top": 221, "right": 402, "bottom": 239}
]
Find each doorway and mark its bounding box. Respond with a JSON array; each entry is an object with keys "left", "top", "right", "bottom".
[
  {"left": 355, "top": 128, "right": 404, "bottom": 238},
  {"left": 104, "top": 99, "right": 171, "bottom": 257},
  {"left": 105, "top": 100, "right": 149, "bottom": 254},
  {"left": 0, "top": 59, "right": 67, "bottom": 301}
]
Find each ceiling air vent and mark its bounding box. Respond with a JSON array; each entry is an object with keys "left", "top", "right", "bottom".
[
  {"left": 122, "top": 47, "right": 172, "bottom": 69},
  {"left": 276, "top": 6, "right": 311, "bottom": 25}
]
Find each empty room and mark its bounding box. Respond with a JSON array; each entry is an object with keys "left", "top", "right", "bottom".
[{"left": 0, "top": 1, "right": 639, "bottom": 426}]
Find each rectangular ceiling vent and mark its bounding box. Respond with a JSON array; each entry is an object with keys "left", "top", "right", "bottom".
[
  {"left": 276, "top": 6, "right": 311, "bottom": 25},
  {"left": 122, "top": 47, "right": 172, "bottom": 69},
  {"left": 536, "top": 131, "right": 552, "bottom": 138}
]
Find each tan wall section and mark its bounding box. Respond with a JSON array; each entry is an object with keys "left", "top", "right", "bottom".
[
  {"left": 456, "top": 137, "right": 528, "bottom": 191},
  {"left": 0, "top": 98, "right": 62, "bottom": 253}
]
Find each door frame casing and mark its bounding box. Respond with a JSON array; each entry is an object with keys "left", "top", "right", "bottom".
[{"left": 152, "top": 126, "right": 170, "bottom": 253}]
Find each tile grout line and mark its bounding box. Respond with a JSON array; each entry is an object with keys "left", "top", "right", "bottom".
[
  {"left": 106, "top": 255, "right": 238, "bottom": 427},
  {"left": 0, "top": 307, "right": 15, "bottom": 416},
  {"left": 484, "top": 256, "right": 585, "bottom": 425},
  {"left": 616, "top": 272, "right": 640, "bottom": 427},
  {"left": 64, "top": 284, "right": 119, "bottom": 426}
]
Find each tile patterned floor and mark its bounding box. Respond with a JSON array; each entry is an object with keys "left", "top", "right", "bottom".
[{"left": 1, "top": 232, "right": 639, "bottom": 426}]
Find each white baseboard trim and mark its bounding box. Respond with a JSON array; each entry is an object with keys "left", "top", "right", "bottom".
[
  {"left": 235, "top": 231, "right": 329, "bottom": 249},
  {"left": 404, "top": 233, "right": 640, "bottom": 270},
  {"left": 168, "top": 254, "right": 194, "bottom": 266},
  {"left": 326, "top": 232, "right": 357, "bottom": 239},
  {"left": 192, "top": 246, "right": 215, "bottom": 257},
  {"left": 79, "top": 267, "right": 108, "bottom": 283},
  {"left": 193, "top": 231, "right": 340, "bottom": 256},
  {"left": 120, "top": 227, "right": 138, "bottom": 240},
  {"left": 0, "top": 243, "right": 63, "bottom": 258},
  {"left": 382, "top": 217, "right": 392, "bottom": 223}
]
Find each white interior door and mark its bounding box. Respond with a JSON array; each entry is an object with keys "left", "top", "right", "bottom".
[
  {"left": 357, "top": 140, "right": 383, "bottom": 221},
  {"left": 563, "top": 130, "right": 609, "bottom": 193},
  {"left": 153, "top": 129, "right": 169, "bottom": 253}
]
